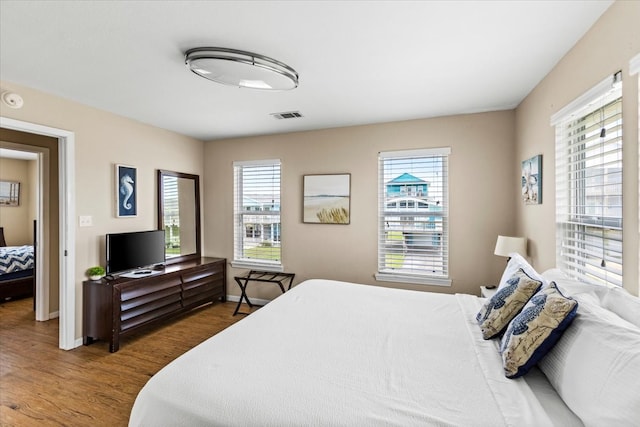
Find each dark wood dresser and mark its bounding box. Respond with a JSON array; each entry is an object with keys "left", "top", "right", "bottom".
[{"left": 83, "top": 257, "right": 226, "bottom": 352}]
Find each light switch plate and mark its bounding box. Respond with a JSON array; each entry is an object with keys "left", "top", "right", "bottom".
[{"left": 79, "top": 215, "right": 92, "bottom": 227}]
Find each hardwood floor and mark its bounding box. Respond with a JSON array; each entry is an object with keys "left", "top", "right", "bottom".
[{"left": 0, "top": 297, "right": 244, "bottom": 426}]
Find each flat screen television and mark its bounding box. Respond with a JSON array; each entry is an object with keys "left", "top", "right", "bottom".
[{"left": 106, "top": 230, "right": 165, "bottom": 274}]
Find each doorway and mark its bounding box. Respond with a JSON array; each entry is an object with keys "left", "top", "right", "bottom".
[
  {"left": 0, "top": 117, "right": 75, "bottom": 350},
  {"left": 0, "top": 146, "right": 43, "bottom": 313}
]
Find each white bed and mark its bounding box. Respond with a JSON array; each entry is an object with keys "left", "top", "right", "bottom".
[{"left": 130, "top": 277, "right": 597, "bottom": 426}]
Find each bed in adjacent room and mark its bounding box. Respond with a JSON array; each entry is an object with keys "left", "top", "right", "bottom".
[
  {"left": 0, "top": 227, "right": 35, "bottom": 301},
  {"left": 129, "top": 255, "right": 640, "bottom": 427}
]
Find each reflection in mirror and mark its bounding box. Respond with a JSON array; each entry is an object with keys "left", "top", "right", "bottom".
[{"left": 157, "top": 170, "right": 201, "bottom": 264}]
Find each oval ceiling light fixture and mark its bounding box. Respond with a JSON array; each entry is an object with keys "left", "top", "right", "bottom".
[{"left": 185, "top": 47, "right": 299, "bottom": 91}]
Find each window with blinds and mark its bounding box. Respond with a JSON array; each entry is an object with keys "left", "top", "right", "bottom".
[
  {"left": 233, "top": 159, "right": 282, "bottom": 270},
  {"left": 376, "top": 148, "right": 450, "bottom": 286},
  {"left": 553, "top": 74, "right": 622, "bottom": 287},
  {"left": 160, "top": 175, "right": 180, "bottom": 253},
  {"left": 632, "top": 54, "right": 640, "bottom": 280}
]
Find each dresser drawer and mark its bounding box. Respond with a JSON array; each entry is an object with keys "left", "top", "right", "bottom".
[
  {"left": 181, "top": 262, "right": 224, "bottom": 283},
  {"left": 120, "top": 300, "right": 183, "bottom": 332},
  {"left": 183, "top": 281, "right": 224, "bottom": 309},
  {"left": 121, "top": 285, "right": 182, "bottom": 312},
  {"left": 120, "top": 274, "right": 182, "bottom": 302}
]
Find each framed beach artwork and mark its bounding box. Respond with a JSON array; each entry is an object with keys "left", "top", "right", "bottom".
[
  {"left": 116, "top": 164, "right": 137, "bottom": 217},
  {"left": 522, "top": 155, "right": 542, "bottom": 205},
  {"left": 303, "top": 174, "right": 351, "bottom": 224},
  {"left": 0, "top": 180, "right": 20, "bottom": 206}
]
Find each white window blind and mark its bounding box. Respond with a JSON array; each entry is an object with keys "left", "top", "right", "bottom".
[
  {"left": 633, "top": 54, "right": 640, "bottom": 277},
  {"left": 160, "top": 175, "right": 180, "bottom": 255},
  {"left": 554, "top": 76, "right": 622, "bottom": 287},
  {"left": 233, "top": 159, "right": 282, "bottom": 270},
  {"left": 376, "top": 148, "right": 450, "bottom": 286}
]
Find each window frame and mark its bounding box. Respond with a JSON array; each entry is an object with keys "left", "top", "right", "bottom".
[
  {"left": 552, "top": 74, "right": 623, "bottom": 287},
  {"left": 631, "top": 53, "right": 640, "bottom": 285},
  {"left": 231, "top": 159, "right": 283, "bottom": 272},
  {"left": 375, "top": 147, "right": 451, "bottom": 286}
]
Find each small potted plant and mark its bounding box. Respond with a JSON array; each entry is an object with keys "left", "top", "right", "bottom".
[{"left": 86, "top": 266, "right": 106, "bottom": 281}]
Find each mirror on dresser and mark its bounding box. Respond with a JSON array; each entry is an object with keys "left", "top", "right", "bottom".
[{"left": 157, "top": 169, "right": 201, "bottom": 264}]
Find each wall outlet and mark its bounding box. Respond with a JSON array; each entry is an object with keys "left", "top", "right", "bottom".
[{"left": 79, "top": 215, "right": 92, "bottom": 227}]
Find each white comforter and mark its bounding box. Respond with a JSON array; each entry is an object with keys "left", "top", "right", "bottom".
[{"left": 129, "top": 279, "right": 556, "bottom": 426}]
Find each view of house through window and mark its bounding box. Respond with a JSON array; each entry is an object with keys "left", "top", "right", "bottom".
[
  {"left": 233, "top": 160, "right": 281, "bottom": 268},
  {"left": 377, "top": 148, "right": 450, "bottom": 285}
]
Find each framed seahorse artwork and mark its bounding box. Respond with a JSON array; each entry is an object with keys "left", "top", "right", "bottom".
[{"left": 116, "top": 164, "right": 137, "bottom": 217}]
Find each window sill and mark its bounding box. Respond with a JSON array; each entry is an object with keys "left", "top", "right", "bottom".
[
  {"left": 375, "top": 272, "right": 451, "bottom": 287},
  {"left": 231, "top": 260, "right": 284, "bottom": 272}
]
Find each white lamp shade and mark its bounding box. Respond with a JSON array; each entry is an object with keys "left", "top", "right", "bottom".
[{"left": 494, "top": 235, "right": 527, "bottom": 257}]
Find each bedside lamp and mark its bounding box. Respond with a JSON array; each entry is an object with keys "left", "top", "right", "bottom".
[{"left": 494, "top": 235, "right": 527, "bottom": 261}]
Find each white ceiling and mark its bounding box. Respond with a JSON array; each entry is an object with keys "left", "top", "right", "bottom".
[{"left": 0, "top": 1, "right": 613, "bottom": 141}]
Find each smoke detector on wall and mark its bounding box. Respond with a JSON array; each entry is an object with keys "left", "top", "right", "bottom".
[{"left": 1, "top": 91, "right": 24, "bottom": 109}]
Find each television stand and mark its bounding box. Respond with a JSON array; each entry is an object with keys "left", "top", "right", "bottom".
[
  {"left": 119, "top": 269, "right": 160, "bottom": 279},
  {"left": 83, "top": 257, "right": 226, "bottom": 352}
]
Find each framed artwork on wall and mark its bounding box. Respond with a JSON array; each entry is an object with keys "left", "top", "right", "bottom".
[
  {"left": 116, "top": 164, "right": 137, "bottom": 217},
  {"left": 0, "top": 180, "right": 20, "bottom": 206},
  {"left": 522, "top": 155, "right": 542, "bottom": 205},
  {"left": 303, "top": 173, "right": 351, "bottom": 224}
]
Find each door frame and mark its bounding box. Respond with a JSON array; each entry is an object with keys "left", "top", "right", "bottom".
[{"left": 0, "top": 116, "right": 76, "bottom": 350}]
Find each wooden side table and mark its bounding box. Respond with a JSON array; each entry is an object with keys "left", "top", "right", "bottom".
[{"left": 233, "top": 270, "right": 295, "bottom": 316}]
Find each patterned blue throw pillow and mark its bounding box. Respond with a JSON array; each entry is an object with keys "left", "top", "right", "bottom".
[
  {"left": 476, "top": 268, "right": 542, "bottom": 339},
  {"left": 500, "top": 282, "right": 578, "bottom": 378}
]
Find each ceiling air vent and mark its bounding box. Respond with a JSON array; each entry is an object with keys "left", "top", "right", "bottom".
[{"left": 271, "top": 111, "right": 303, "bottom": 120}]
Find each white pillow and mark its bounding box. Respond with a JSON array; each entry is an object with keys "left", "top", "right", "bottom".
[
  {"left": 538, "top": 298, "right": 640, "bottom": 426},
  {"left": 543, "top": 275, "right": 605, "bottom": 302},
  {"left": 600, "top": 287, "right": 640, "bottom": 328},
  {"left": 542, "top": 268, "right": 640, "bottom": 328},
  {"left": 497, "top": 253, "right": 547, "bottom": 291},
  {"left": 540, "top": 268, "right": 570, "bottom": 283}
]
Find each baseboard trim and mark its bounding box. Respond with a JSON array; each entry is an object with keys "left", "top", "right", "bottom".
[{"left": 225, "top": 295, "right": 271, "bottom": 306}]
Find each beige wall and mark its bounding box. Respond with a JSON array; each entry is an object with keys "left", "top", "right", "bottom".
[
  {"left": 1, "top": 80, "right": 205, "bottom": 337},
  {"left": 204, "top": 111, "right": 517, "bottom": 301},
  {"left": 515, "top": 0, "right": 640, "bottom": 296},
  {"left": 0, "top": 157, "right": 33, "bottom": 244}
]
